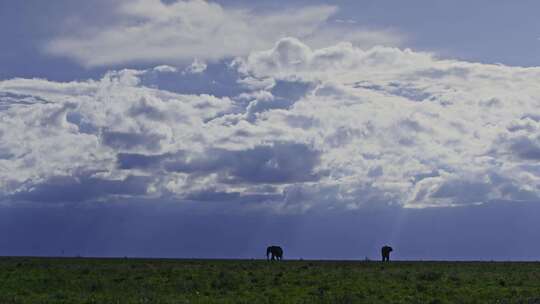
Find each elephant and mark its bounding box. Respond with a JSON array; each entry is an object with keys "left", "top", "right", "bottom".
[
  {"left": 381, "top": 245, "right": 393, "bottom": 262},
  {"left": 266, "top": 246, "right": 283, "bottom": 261}
]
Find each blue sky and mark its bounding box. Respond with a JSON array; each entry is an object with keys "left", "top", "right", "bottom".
[{"left": 1, "top": 0, "right": 540, "bottom": 260}]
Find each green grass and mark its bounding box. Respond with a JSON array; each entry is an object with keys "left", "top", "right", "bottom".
[{"left": 1, "top": 257, "right": 540, "bottom": 303}]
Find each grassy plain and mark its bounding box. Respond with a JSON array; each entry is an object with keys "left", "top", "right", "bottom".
[{"left": 1, "top": 257, "right": 540, "bottom": 303}]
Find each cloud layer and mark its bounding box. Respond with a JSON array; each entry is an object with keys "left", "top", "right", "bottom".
[
  {"left": 2, "top": 38, "right": 540, "bottom": 211},
  {"left": 44, "top": 0, "right": 402, "bottom": 67}
]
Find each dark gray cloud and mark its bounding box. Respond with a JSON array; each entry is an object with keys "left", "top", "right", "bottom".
[
  {"left": 508, "top": 136, "right": 540, "bottom": 160},
  {"left": 102, "top": 130, "right": 164, "bottom": 151},
  {"left": 172, "top": 144, "right": 320, "bottom": 184},
  {"left": 118, "top": 142, "right": 321, "bottom": 184},
  {"left": 117, "top": 152, "right": 172, "bottom": 170},
  {"left": 0, "top": 146, "right": 14, "bottom": 160},
  {"left": 0, "top": 92, "right": 52, "bottom": 109},
  {"left": 432, "top": 179, "right": 492, "bottom": 204},
  {"left": 354, "top": 81, "right": 433, "bottom": 102},
  {"left": 128, "top": 98, "right": 167, "bottom": 121},
  {"left": 185, "top": 189, "right": 281, "bottom": 203},
  {"left": 10, "top": 174, "right": 151, "bottom": 204}
]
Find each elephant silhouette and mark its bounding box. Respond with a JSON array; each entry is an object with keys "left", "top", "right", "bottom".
[
  {"left": 381, "top": 245, "right": 393, "bottom": 262},
  {"left": 266, "top": 246, "right": 283, "bottom": 261}
]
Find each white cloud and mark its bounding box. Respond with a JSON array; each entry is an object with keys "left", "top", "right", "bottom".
[
  {"left": 183, "top": 59, "right": 207, "bottom": 74},
  {"left": 3, "top": 38, "right": 540, "bottom": 211},
  {"left": 237, "top": 38, "right": 540, "bottom": 208},
  {"left": 153, "top": 65, "right": 178, "bottom": 73},
  {"left": 44, "top": 0, "right": 402, "bottom": 67}
]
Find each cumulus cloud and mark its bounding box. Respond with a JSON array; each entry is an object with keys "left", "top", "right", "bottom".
[
  {"left": 183, "top": 59, "right": 207, "bottom": 74},
  {"left": 44, "top": 0, "right": 402, "bottom": 67},
  {"left": 2, "top": 38, "right": 540, "bottom": 210},
  {"left": 153, "top": 65, "right": 178, "bottom": 73}
]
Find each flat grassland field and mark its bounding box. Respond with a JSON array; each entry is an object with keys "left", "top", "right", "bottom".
[{"left": 1, "top": 258, "right": 540, "bottom": 303}]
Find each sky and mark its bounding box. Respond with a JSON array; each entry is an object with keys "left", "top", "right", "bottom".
[{"left": 1, "top": 0, "right": 540, "bottom": 260}]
